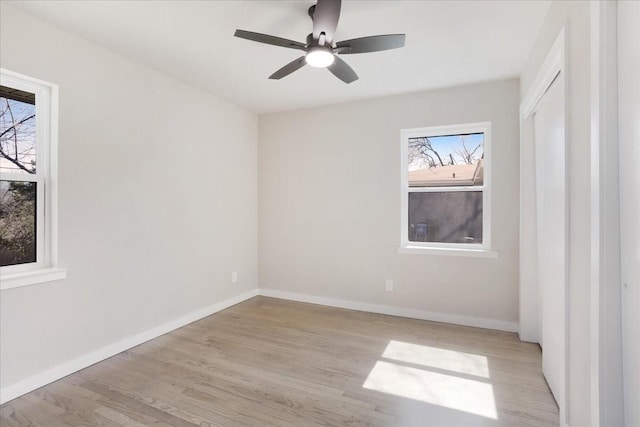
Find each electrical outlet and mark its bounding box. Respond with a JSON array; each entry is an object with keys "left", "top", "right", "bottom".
[
  {"left": 231, "top": 272, "right": 238, "bottom": 284},
  {"left": 385, "top": 279, "right": 394, "bottom": 291}
]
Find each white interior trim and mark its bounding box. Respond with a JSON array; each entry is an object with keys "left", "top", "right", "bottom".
[
  {"left": 519, "top": 27, "right": 569, "bottom": 425},
  {"left": 258, "top": 288, "right": 518, "bottom": 333},
  {"left": 0, "top": 289, "right": 259, "bottom": 405},
  {"left": 518, "top": 29, "right": 567, "bottom": 344},
  {"left": 590, "top": 4, "right": 602, "bottom": 423},
  {"left": 0, "top": 267, "right": 67, "bottom": 290},
  {"left": 397, "top": 246, "right": 499, "bottom": 258},
  {"left": 0, "top": 68, "right": 63, "bottom": 290},
  {"left": 520, "top": 30, "right": 565, "bottom": 118},
  {"left": 590, "top": 1, "right": 624, "bottom": 425}
]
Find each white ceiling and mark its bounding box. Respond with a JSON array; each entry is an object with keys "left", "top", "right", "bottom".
[{"left": 8, "top": 0, "right": 551, "bottom": 114}]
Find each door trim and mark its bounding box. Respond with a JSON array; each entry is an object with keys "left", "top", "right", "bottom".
[
  {"left": 519, "top": 28, "right": 570, "bottom": 426},
  {"left": 521, "top": 31, "right": 565, "bottom": 118},
  {"left": 591, "top": 1, "right": 624, "bottom": 425}
]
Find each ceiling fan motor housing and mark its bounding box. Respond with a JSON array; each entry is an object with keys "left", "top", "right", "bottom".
[{"left": 306, "top": 33, "right": 329, "bottom": 48}]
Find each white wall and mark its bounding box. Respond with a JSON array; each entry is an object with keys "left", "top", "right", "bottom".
[
  {"left": 0, "top": 3, "right": 258, "bottom": 396},
  {"left": 259, "top": 79, "right": 520, "bottom": 328},
  {"left": 618, "top": 1, "right": 640, "bottom": 425}
]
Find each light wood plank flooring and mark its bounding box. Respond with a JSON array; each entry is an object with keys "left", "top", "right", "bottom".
[{"left": 1, "top": 296, "right": 558, "bottom": 426}]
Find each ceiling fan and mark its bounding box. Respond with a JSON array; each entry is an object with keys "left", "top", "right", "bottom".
[{"left": 234, "top": 0, "right": 405, "bottom": 84}]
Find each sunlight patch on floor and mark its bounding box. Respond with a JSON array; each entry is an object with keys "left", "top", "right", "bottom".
[
  {"left": 382, "top": 340, "right": 490, "bottom": 378},
  {"left": 364, "top": 341, "right": 498, "bottom": 420}
]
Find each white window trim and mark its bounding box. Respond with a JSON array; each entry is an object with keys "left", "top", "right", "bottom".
[
  {"left": 399, "top": 121, "right": 497, "bottom": 258},
  {"left": 0, "top": 69, "right": 66, "bottom": 290}
]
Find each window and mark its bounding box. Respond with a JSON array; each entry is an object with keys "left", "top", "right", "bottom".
[
  {"left": 400, "top": 122, "right": 496, "bottom": 257},
  {"left": 0, "top": 69, "right": 65, "bottom": 289}
]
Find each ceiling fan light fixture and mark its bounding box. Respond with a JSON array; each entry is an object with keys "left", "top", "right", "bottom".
[{"left": 305, "top": 46, "right": 334, "bottom": 68}]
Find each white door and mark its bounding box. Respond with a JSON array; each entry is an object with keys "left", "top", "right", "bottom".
[
  {"left": 533, "top": 73, "right": 566, "bottom": 413},
  {"left": 619, "top": 1, "right": 640, "bottom": 424}
]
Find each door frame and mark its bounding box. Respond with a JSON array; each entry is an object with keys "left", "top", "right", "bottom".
[
  {"left": 590, "top": 1, "right": 624, "bottom": 425},
  {"left": 519, "top": 28, "right": 570, "bottom": 426}
]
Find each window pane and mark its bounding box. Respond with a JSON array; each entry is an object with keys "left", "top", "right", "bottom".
[
  {"left": 0, "top": 180, "right": 37, "bottom": 266},
  {"left": 0, "top": 86, "right": 36, "bottom": 174},
  {"left": 408, "top": 133, "right": 483, "bottom": 187},
  {"left": 408, "top": 191, "right": 482, "bottom": 244}
]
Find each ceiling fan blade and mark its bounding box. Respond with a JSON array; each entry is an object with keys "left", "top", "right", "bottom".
[
  {"left": 327, "top": 56, "right": 358, "bottom": 84},
  {"left": 336, "top": 34, "right": 406, "bottom": 54},
  {"left": 313, "top": 0, "right": 341, "bottom": 44},
  {"left": 234, "top": 30, "right": 306, "bottom": 51},
  {"left": 269, "top": 56, "right": 307, "bottom": 80}
]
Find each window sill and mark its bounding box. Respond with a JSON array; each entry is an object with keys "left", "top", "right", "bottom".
[
  {"left": 0, "top": 267, "right": 67, "bottom": 291},
  {"left": 397, "top": 246, "right": 499, "bottom": 258}
]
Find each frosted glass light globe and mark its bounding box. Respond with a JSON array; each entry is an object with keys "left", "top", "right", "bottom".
[{"left": 305, "top": 47, "right": 335, "bottom": 68}]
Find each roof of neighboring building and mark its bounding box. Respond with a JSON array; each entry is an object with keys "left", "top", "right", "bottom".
[{"left": 408, "top": 160, "right": 483, "bottom": 187}]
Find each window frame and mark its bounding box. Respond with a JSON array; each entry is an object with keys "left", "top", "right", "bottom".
[
  {"left": 0, "top": 69, "right": 65, "bottom": 289},
  {"left": 399, "top": 122, "right": 497, "bottom": 257}
]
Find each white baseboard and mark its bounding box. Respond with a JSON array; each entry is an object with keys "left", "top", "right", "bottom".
[
  {"left": 0, "top": 289, "right": 259, "bottom": 405},
  {"left": 258, "top": 288, "right": 519, "bottom": 333},
  {"left": 2, "top": 287, "right": 520, "bottom": 404},
  {"left": 518, "top": 329, "right": 540, "bottom": 344}
]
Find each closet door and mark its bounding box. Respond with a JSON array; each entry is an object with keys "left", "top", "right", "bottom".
[{"left": 533, "top": 73, "right": 566, "bottom": 412}]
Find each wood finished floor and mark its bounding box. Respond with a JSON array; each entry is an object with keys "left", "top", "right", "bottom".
[{"left": 1, "top": 297, "right": 558, "bottom": 426}]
